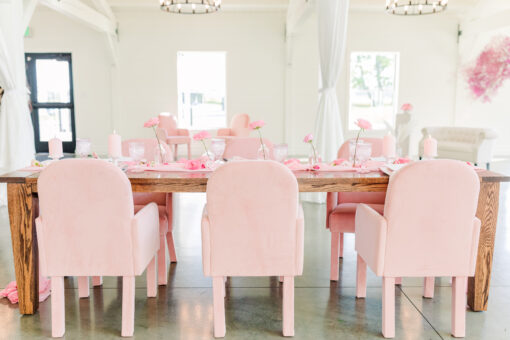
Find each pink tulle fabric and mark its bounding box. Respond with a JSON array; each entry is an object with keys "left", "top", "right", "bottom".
[{"left": 0, "top": 277, "right": 51, "bottom": 304}]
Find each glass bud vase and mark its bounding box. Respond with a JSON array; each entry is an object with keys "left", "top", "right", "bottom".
[
  {"left": 308, "top": 152, "right": 321, "bottom": 166},
  {"left": 257, "top": 144, "right": 269, "bottom": 160},
  {"left": 154, "top": 144, "right": 168, "bottom": 165}
]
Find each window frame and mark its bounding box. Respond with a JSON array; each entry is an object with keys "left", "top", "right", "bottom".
[
  {"left": 25, "top": 52, "right": 76, "bottom": 153},
  {"left": 176, "top": 50, "right": 227, "bottom": 130},
  {"left": 347, "top": 51, "right": 400, "bottom": 131}
]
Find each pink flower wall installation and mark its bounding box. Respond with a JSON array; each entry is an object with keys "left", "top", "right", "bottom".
[{"left": 464, "top": 36, "right": 510, "bottom": 103}]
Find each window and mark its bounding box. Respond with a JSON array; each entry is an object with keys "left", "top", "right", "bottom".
[
  {"left": 177, "top": 51, "right": 226, "bottom": 130},
  {"left": 348, "top": 52, "right": 399, "bottom": 130},
  {"left": 25, "top": 53, "right": 76, "bottom": 153}
]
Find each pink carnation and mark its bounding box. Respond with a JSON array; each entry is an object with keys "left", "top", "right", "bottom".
[
  {"left": 184, "top": 159, "right": 204, "bottom": 170},
  {"left": 331, "top": 158, "right": 347, "bottom": 166},
  {"left": 144, "top": 117, "right": 159, "bottom": 128},
  {"left": 400, "top": 103, "right": 413, "bottom": 112},
  {"left": 393, "top": 157, "right": 411, "bottom": 164},
  {"left": 303, "top": 133, "right": 313, "bottom": 143},
  {"left": 355, "top": 119, "right": 372, "bottom": 130},
  {"left": 193, "top": 130, "right": 211, "bottom": 141},
  {"left": 249, "top": 120, "right": 265, "bottom": 130}
]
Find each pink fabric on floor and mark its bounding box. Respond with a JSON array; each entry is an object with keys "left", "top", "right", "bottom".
[{"left": 0, "top": 277, "right": 51, "bottom": 304}]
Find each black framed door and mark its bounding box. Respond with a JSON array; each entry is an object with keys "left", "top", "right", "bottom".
[{"left": 25, "top": 53, "right": 76, "bottom": 153}]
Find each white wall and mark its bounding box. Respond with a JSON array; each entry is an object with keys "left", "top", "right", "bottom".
[
  {"left": 288, "top": 10, "right": 460, "bottom": 157},
  {"left": 454, "top": 12, "right": 510, "bottom": 156},
  {"left": 25, "top": 9, "right": 114, "bottom": 153},
  {"left": 26, "top": 5, "right": 462, "bottom": 157},
  {"left": 26, "top": 7, "right": 286, "bottom": 155}
]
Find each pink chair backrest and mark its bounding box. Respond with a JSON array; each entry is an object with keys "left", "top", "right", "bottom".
[
  {"left": 230, "top": 113, "right": 251, "bottom": 137},
  {"left": 122, "top": 139, "right": 173, "bottom": 162},
  {"left": 337, "top": 138, "right": 385, "bottom": 204},
  {"left": 383, "top": 160, "right": 480, "bottom": 276},
  {"left": 158, "top": 114, "right": 178, "bottom": 136},
  {"left": 37, "top": 159, "right": 135, "bottom": 276},
  {"left": 222, "top": 137, "right": 274, "bottom": 160},
  {"left": 206, "top": 161, "right": 300, "bottom": 276}
]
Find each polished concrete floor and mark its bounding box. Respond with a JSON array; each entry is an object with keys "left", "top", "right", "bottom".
[{"left": 1, "top": 164, "right": 510, "bottom": 339}]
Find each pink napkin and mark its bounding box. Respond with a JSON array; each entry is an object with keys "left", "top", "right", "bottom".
[
  {"left": 128, "top": 162, "right": 218, "bottom": 173},
  {"left": 0, "top": 276, "right": 51, "bottom": 304}
]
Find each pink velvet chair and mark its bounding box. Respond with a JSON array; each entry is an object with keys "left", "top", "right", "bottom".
[
  {"left": 36, "top": 159, "right": 160, "bottom": 337},
  {"left": 158, "top": 114, "right": 191, "bottom": 159},
  {"left": 222, "top": 137, "right": 274, "bottom": 160},
  {"left": 355, "top": 160, "right": 481, "bottom": 338},
  {"left": 326, "top": 138, "right": 385, "bottom": 281},
  {"left": 217, "top": 113, "right": 251, "bottom": 138},
  {"left": 202, "top": 161, "right": 304, "bottom": 337}
]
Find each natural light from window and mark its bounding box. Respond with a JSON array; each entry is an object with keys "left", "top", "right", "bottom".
[
  {"left": 348, "top": 52, "right": 399, "bottom": 130},
  {"left": 177, "top": 51, "right": 226, "bottom": 130}
]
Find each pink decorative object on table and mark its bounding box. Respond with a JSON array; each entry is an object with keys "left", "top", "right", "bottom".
[
  {"left": 393, "top": 157, "right": 411, "bottom": 164},
  {"left": 382, "top": 133, "right": 396, "bottom": 159},
  {"left": 144, "top": 118, "right": 167, "bottom": 163},
  {"left": 108, "top": 131, "right": 122, "bottom": 159},
  {"left": 423, "top": 135, "right": 438, "bottom": 159},
  {"left": 193, "top": 130, "right": 212, "bottom": 159},
  {"left": 352, "top": 119, "right": 373, "bottom": 167},
  {"left": 249, "top": 120, "right": 268, "bottom": 160},
  {"left": 48, "top": 137, "right": 63, "bottom": 159},
  {"left": 303, "top": 133, "right": 320, "bottom": 165}
]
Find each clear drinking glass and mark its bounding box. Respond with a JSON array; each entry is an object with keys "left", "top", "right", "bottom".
[
  {"left": 75, "top": 138, "right": 91, "bottom": 157},
  {"left": 273, "top": 143, "right": 288, "bottom": 163},
  {"left": 210, "top": 138, "right": 226, "bottom": 162},
  {"left": 129, "top": 142, "right": 145, "bottom": 162}
]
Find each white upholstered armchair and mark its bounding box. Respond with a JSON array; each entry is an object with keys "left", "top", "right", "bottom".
[{"left": 419, "top": 127, "right": 498, "bottom": 169}]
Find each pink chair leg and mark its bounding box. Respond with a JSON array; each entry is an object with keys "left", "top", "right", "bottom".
[
  {"left": 187, "top": 142, "right": 191, "bottom": 159},
  {"left": 330, "top": 232, "right": 340, "bottom": 281},
  {"left": 213, "top": 277, "right": 226, "bottom": 338},
  {"left": 174, "top": 145, "right": 179, "bottom": 160},
  {"left": 78, "top": 276, "right": 89, "bottom": 298},
  {"left": 166, "top": 232, "right": 177, "bottom": 263},
  {"left": 423, "top": 277, "right": 435, "bottom": 299},
  {"left": 356, "top": 254, "right": 367, "bottom": 298},
  {"left": 279, "top": 276, "right": 284, "bottom": 283},
  {"left": 382, "top": 277, "right": 396, "bottom": 338},
  {"left": 452, "top": 276, "right": 467, "bottom": 338},
  {"left": 395, "top": 277, "right": 402, "bottom": 285},
  {"left": 282, "top": 276, "right": 295, "bottom": 337},
  {"left": 51, "top": 276, "right": 65, "bottom": 338},
  {"left": 121, "top": 276, "right": 135, "bottom": 337},
  {"left": 158, "top": 235, "right": 168, "bottom": 285},
  {"left": 339, "top": 233, "right": 344, "bottom": 258},
  {"left": 147, "top": 256, "right": 157, "bottom": 297},
  {"left": 92, "top": 276, "right": 103, "bottom": 287}
]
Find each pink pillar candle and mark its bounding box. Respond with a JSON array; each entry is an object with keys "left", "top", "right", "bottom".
[
  {"left": 423, "top": 135, "right": 438, "bottom": 158},
  {"left": 108, "top": 131, "right": 122, "bottom": 159},
  {"left": 382, "top": 133, "right": 396, "bottom": 159},
  {"left": 48, "top": 138, "right": 63, "bottom": 159}
]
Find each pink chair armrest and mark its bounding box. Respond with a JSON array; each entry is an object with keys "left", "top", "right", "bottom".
[
  {"left": 296, "top": 204, "right": 305, "bottom": 275},
  {"left": 177, "top": 129, "right": 189, "bottom": 136},
  {"left": 469, "top": 217, "right": 481, "bottom": 275},
  {"left": 217, "top": 128, "right": 232, "bottom": 137},
  {"left": 201, "top": 205, "right": 212, "bottom": 276},
  {"left": 326, "top": 192, "right": 338, "bottom": 229},
  {"left": 131, "top": 203, "right": 160, "bottom": 275},
  {"left": 354, "top": 204, "right": 387, "bottom": 276}
]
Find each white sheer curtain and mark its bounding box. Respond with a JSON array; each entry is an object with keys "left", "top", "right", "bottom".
[
  {"left": 314, "top": 0, "right": 350, "bottom": 162},
  {"left": 0, "top": 1, "right": 36, "bottom": 206}
]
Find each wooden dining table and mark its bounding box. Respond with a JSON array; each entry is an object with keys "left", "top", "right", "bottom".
[{"left": 0, "top": 167, "right": 508, "bottom": 316}]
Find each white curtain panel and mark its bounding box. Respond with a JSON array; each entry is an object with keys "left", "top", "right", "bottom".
[
  {"left": 314, "top": 0, "right": 350, "bottom": 162},
  {"left": 0, "top": 1, "right": 36, "bottom": 206}
]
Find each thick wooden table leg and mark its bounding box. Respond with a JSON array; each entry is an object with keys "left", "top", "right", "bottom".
[
  {"left": 468, "top": 182, "right": 499, "bottom": 311},
  {"left": 7, "top": 183, "right": 39, "bottom": 315}
]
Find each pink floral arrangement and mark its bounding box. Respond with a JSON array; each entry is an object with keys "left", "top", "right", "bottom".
[
  {"left": 249, "top": 120, "right": 268, "bottom": 159},
  {"left": 352, "top": 119, "right": 372, "bottom": 167},
  {"left": 284, "top": 158, "right": 300, "bottom": 166},
  {"left": 303, "top": 133, "right": 318, "bottom": 164},
  {"left": 400, "top": 103, "right": 413, "bottom": 112},
  {"left": 184, "top": 158, "right": 207, "bottom": 170},
  {"left": 464, "top": 36, "right": 510, "bottom": 102},
  {"left": 193, "top": 131, "right": 211, "bottom": 158},
  {"left": 393, "top": 157, "right": 411, "bottom": 164},
  {"left": 144, "top": 117, "right": 164, "bottom": 162}
]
